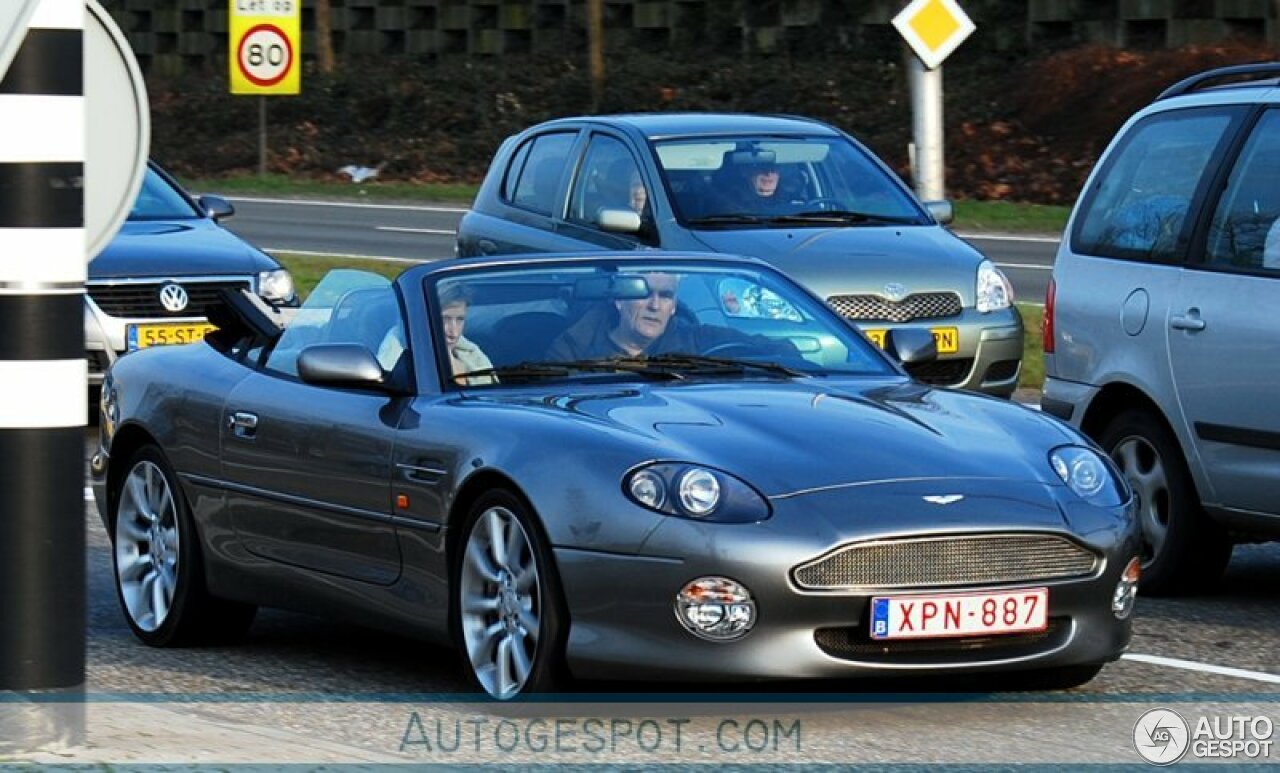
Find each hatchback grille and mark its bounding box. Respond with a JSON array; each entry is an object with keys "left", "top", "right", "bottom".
[
  {"left": 87, "top": 280, "right": 250, "bottom": 318},
  {"left": 792, "top": 534, "right": 1099, "bottom": 591},
  {"left": 827, "top": 292, "right": 962, "bottom": 322},
  {"left": 814, "top": 618, "right": 1070, "bottom": 665},
  {"left": 906, "top": 357, "right": 973, "bottom": 386}
]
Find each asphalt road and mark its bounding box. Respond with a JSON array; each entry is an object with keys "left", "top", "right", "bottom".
[
  {"left": 221, "top": 196, "right": 1060, "bottom": 304},
  {"left": 77, "top": 427, "right": 1280, "bottom": 764}
]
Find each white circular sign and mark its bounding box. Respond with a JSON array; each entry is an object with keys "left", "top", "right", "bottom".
[
  {"left": 1133, "top": 708, "right": 1190, "bottom": 765},
  {"left": 86, "top": 0, "right": 150, "bottom": 261},
  {"left": 237, "top": 24, "right": 292, "bottom": 87}
]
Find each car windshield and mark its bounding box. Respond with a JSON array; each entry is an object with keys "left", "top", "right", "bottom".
[
  {"left": 652, "top": 135, "right": 927, "bottom": 227},
  {"left": 428, "top": 258, "right": 895, "bottom": 388},
  {"left": 128, "top": 166, "right": 203, "bottom": 221}
]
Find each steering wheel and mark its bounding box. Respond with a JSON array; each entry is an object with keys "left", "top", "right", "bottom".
[
  {"left": 803, "top": 197, "right": 843, "bottom": 212},
  {"left": 701, "top": 341, "right": 757, "bottom": 358}
]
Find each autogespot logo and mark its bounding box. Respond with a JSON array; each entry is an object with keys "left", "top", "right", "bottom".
[{"left": 1134, "top": 708, "right": 1190, "bottom": 765}]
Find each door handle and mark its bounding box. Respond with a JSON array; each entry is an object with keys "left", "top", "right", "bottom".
[
  {"left": 1170, "top": 310, "right": 1206, "bottom": 332},
  {"left": 227, "top": 411, "right": 259, "bottom": 439}
]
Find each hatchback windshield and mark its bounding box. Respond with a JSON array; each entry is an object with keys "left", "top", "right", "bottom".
[
  {"left": 652, "top": 135, "right": 926, "bottom": 227},
  {"left": 427, "top": 258, "right": 895, "bottom": 387}
]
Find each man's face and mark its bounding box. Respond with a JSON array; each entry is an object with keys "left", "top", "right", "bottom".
[
  {"left": 614, "top": 273, "right": 678, "bottom": 346},
  {"left": 751, "top": 167, "right": 780, "bottom": 197},
  {"left": 629, "top": 177, "right": 648, "bottom": 214},
  {"left": 442, "top": 301, "right": 467, "bottom": 349}
]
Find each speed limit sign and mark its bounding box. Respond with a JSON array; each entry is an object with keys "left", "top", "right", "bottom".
[{"left": 229, "top": 0, "right": 299, "bottom": 95}]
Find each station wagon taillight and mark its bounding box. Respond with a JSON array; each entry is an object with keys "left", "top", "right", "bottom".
[{"left": 1043, "top": 278, "right": 1056, "bottom": 355}]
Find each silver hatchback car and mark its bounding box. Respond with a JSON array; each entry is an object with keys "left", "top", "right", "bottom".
[{"left": 1043, "top": 63, "right": 1280, "bottom": 595}]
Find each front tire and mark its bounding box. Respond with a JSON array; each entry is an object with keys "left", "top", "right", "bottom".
[
  {"left": 453, "top": 490, "right": 567, "bottom": 699},
  {"left": 112, "top": 445, "right": 256, "bottom": 646},
  {"left": 1098, "top": 409, "right": 1231, "bottom": 596}
]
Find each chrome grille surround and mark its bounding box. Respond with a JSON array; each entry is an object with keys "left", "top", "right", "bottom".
[
  {"left": 792, "top": 533, "right": 1100, "bottom": 591},
  {"left": 826, "top": 292, "right": 962, "bottom": 322}
]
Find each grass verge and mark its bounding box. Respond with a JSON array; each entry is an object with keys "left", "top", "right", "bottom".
[
  {"left": 1017, "top": 302, "right": 1045, "bottom": 392},
  {"left": 952, "top": 200, "right": 1070, "bottom": 235}
]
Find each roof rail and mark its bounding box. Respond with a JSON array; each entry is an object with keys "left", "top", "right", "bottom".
[{"left": 1157, "top": 62, "right": 1280, "bottom": 101}]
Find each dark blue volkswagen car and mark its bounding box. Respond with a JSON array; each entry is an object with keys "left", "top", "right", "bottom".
[{"left": 457, "top": 114, "right": 1023, "bottom": 396}]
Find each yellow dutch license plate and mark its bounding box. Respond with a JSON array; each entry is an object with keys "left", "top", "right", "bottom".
[
  {"left": 127, "top": 322, "right": 217, "bottom": 351},
  {"left": 864, "top": 327, "right": 960, "bottom": 354}
]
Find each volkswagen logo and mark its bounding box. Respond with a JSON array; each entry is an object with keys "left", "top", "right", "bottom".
[
  {"left": 883, "top": 282, "right": 908, "bottom": 302},
  {"left": 158, "top": 283, "right": 189, "bottom": 313}
]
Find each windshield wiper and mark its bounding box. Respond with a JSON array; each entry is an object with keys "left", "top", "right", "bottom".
[
  {"left": 456, "top": 359, "right": 685, "bottom": 383},
  {"left": 636, "top": 354, "right": 807, "bottom": 378},
  {"left": 685, "top": 214, "right": 766, "bottom": 226},
  {"left": 768, "top": 210, "right": 921, "bottom": 226}
]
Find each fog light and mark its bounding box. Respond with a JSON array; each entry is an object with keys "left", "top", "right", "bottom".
[
  {"left": 675, "top": 576, "right": 756, "bottom": 641},
  {"left": 1112, "top": 557, "right": 1140, "bottom": 619}
]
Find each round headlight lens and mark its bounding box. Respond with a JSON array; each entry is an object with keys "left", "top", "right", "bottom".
[
  {"left": 1049, "top": 445, "right": 1126, "bottom": 506},
  {"left": 628, "top": 469, "right": 666, "bottom": 510},
  {"left": 675, "top": 576, "right": 756, "bottom": 641},
  {"left": 1070, "top": 457, "right": 1104, "bottom": 497},
  {"left": 678, "top": 468, "right": 721, "bottom": 516}
]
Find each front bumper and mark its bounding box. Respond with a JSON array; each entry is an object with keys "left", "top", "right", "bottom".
[
  {"left": 861, "top": 307, "right": 1024, "bottom": 398},
  {"left": 555, "top": 481, "right": 1136, "bottom": 683}
]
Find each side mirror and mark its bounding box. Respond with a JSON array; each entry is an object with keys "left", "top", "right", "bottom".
[
  {"left": 923, "top": 199, "right": 954, "bottom": 225},
  {"left": 298, "top": 344, "right": 387, "bottom": 389},
  {"left": 884, "top": 328, "right": 937, "bottom": 366},
  {"left": 596, "top": 208, "right": 642, "bottom": 234},
  {"left": 198, "top": 194, "right": 235, "bottom": 221}
]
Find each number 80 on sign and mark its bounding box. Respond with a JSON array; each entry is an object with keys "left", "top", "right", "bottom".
[{"left": 238, "top": 24, "right": 292, "bottom": 87}]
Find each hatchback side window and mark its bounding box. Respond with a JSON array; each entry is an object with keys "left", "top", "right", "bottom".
[
  {"left": 568, "top": 135, "right": 648, "bottom": 226},
  {"left": 1205, "top": 110, "right": 1280, "bottom": 274},
  {"left": 508, "top": 132, "right": 576, "bottom": 216},
  {"left": 1072, "top": 109, "right": 1238, "bottom": 263}
]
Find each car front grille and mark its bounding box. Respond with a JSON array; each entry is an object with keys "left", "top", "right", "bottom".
[
  {"left": 87, "top": 280, "right": 251, "bottom": 318},
  {"left": 792, "top": 534, "right": 1099, "bottom": 591},
  {"left": 905, "top": 357, "right": 973, "bottom": 386},
  {"left": 827, "top": 292, "right": 962, "bottom": 322},
  {"left": 814, "top": 618, "right": 1070, "bottom": 665}
]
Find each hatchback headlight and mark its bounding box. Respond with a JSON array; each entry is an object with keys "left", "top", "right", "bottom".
[
  {"left": 976, "top": 260, "right": 1013, "bottom": 313},
  {"left": 1050, "top": 445, "right": 1128, "bottom": 507},
  {"left": 258, "top": 269, "right": 296, "bottom": 304},
  {"left": 623, "top": 463, "right": 771, "bottom": 523}
]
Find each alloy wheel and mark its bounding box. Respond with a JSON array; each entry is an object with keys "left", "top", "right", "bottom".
[
  {"left": 459, "top": 506, "right": 542, "bottom": 699},
  {"left": 114, "top": 460, "right": 181, "bottom": 632},
  {"left": 1110, "top": 435, "right": 1169, "bottom": 568}
]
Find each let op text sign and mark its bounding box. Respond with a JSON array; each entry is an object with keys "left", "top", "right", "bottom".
[
  {"left": 892, "top": 0, "right": 975, "bottom": 71},
  {"left": 229, "top": 0, "right": 300, "bottom": 95}
]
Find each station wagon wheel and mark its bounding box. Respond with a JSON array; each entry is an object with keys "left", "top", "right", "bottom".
[
  {"left": 1098, "top": 410, "right": 1230, "bottom": 596},
  {"left": 455, "top": 490, "right": 567, "bottom": 699},
  {"left": 112, "top": 445, "right": 255, "bottom": 646}
]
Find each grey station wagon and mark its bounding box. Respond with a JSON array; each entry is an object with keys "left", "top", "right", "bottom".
[
  {"left": 457, "top": 114, "right": 1023, "bottom": 396},
  {"left": 1044, "top": 63, "right": 1280, "bottom": 595}
]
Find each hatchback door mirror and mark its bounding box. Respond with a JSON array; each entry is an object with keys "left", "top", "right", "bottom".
[
  {"left": 298, "top": 344, "right": 387, "bottom": 389},
  {"left": 596, "top": 208, "right": 642, "bottom": 234},
  {"left": 923, "top": 199, "right": 954, "bottom": 225},
  {"left": 198, "top": 194, "right": 235, "bottom": 221},
  {"left": 884, "top": 328, "right": 937, "bottom": 366}
]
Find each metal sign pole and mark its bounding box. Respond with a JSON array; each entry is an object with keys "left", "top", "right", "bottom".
[
  {"left": 259, "top": 95, "right": 267, "bottom": 176},
  {"left": 0, "top": 0, "right": 87, "bottom": 697},
  {"left": 908, "top": 55, "right": 945, "bottom": 201}
]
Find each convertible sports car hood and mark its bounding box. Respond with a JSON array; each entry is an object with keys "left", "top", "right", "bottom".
[
  {"left": 90, "top": 219, "right": 278, "bottom": 278},
  {"left": 497, "top": 380, "right": 1074, "bottom": 497},
  {"left": 689, "top": 225, "right": 986, "bottom": 304}
]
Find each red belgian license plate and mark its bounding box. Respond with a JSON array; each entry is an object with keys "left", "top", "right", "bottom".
[{"left": 870, "top": 587, "right": 1049, "bottom": 640}]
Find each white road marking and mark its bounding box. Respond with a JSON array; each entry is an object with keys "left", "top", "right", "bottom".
[
  {"left": 995, "top": 262, "right": 1054, "bottom": 271},
  {"left": 957, "top": 232, "right": 1062, "bottom": 244},
  {"left": 225, "top": 196, "right": 470, "bottom": 214},
  {"left": 1123, "top": 652, "right": 1280, "bottom": 684},
  {"left": 263, "top": 248, "right": 434, "bottom": 265},
  {"left": 375, "top": 226, "right": 457, "bottom": 236}
]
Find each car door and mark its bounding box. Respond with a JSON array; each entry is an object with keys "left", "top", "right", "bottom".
[
  {"left": 1168, "top": 108, "right": 1280, "bottom": 516},
  {"left": 559, "top": 131, "right": 658, "bottom": 249},
  {"left": 460, "top": 130, "right": 584, "bottom": 256},
  {"left": 220, "top": 276, "right": 410, "bottom": 585}
]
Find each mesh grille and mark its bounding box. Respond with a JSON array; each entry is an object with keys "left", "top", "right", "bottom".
[
  {"left": 905, "top": 357, "right": 973, "bottom": 386},
  {"left": 814, "top": 618, "right": 1069, "bottom": 664},
  {"left": 827, "top": 292, "right": 962, "bottom": 322},
  {"left": 87, "top": 280, "right": 250, "bottom": 318},
  {"left": 792, "top": 534, "right": 1098, "bottom": 590}
]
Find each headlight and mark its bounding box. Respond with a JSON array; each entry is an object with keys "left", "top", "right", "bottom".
[
  {"left": 623, "top": 463, "right": 771, "bottom": 523},
  {"left": 258, "top": 269, "right": 296, "bottom": 304},
  {"left": 976, "top": 259, "right": 1013, "bottom": 313},
  {"left": 1049, "top": 445, "right": 1128, "bottom": 507}
]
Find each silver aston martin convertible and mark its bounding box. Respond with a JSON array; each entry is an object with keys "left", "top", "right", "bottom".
[{"left": 91, "top": 252, "right": 1140, "bottom": 699}]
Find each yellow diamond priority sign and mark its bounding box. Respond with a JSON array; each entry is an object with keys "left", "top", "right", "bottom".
[{"left": 892, "top": 0, "right": 976, "bottom": 71}]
